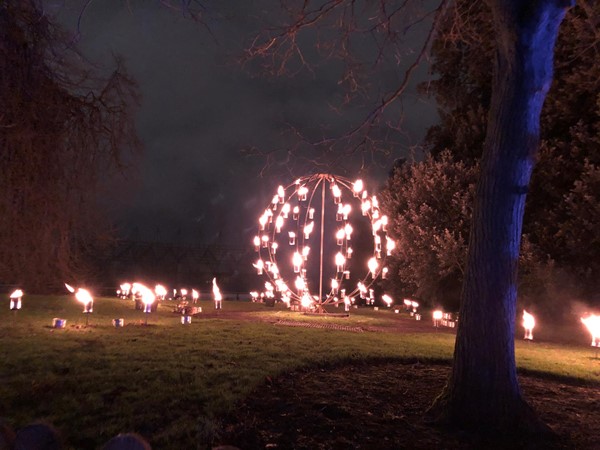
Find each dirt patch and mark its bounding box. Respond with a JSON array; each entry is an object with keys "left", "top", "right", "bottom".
[{"left": 219, "top": 361, "right": 600, "bottom": 449}]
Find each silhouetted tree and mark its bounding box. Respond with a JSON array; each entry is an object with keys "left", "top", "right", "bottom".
[{"left": 0, "top": 0, "right": 140, "bottom": 292}]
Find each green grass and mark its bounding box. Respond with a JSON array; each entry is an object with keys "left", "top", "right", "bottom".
[{"left": 0, "top": 295, "right": 598, "bottom": 449}]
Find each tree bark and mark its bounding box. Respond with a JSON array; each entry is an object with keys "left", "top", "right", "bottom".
[{"left": 429, "top": 0, "right": 573, "bottom": 432}]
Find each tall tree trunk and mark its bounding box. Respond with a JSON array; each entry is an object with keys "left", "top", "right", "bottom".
[{"left": 429, "top": 0, "right": 573, "bottom": 432}]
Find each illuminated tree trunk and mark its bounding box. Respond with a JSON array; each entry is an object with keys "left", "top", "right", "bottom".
[{"left": 430, "top": 0, "right": 573, "bottom": 431}]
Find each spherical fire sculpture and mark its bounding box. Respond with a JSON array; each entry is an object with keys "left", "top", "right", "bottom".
[{"left": 252, "top": 173, "right": 395, "bottom": 313}]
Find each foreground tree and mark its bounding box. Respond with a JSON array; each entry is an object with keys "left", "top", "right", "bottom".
[
  {"left": 428, "top": 0, "right": 574, "bottom": 431},
  {"left": 248, "top": 0, "right": 575, "bottom": 433},
  {"left": 0, "top": 1, "right": 140, "bottom": 291}
]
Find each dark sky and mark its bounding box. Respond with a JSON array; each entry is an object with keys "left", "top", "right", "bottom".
[{"left": 45, "top": 1, "right": 438, "bottom": 247}]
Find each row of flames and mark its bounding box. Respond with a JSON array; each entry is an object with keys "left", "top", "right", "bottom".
[
  {"left": 5, "top": 288, "right": 600, "bottom": 344},
  {"left": 252, "top": 174, "right": 395, "bottom": 310},
  {"left": 117, "top": 279, "right": 223, "bottom": 310}
]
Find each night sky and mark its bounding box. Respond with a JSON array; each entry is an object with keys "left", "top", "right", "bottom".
[{"left": 45, "top": 1, "right": 437, "bottom": 247}]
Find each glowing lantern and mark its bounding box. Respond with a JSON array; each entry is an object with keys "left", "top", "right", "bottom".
[
  {"left": 522, "top": 310, "right": 535, "bottom": 340},
  {"left": 372, "top": 219, "right": 382, "bottom": 236},
  {"left": 382, "top": 267, "right": 388, "bottom": 279},
  {"left": 368, "top": 257, "right": 378, "bottom": 277},
  {"left": 253, "top": 236, "right": 260, "bottom": 251},
  {"left": 282, "top": 203, "right": 291, "bottom": 218},
  {"left": 302, "top": 246, "right": 310, "bottom": 261},
  {"left": 335, "top": 252, "right": 346, "bottom": 273},
  {"left": 301, "top": 292, "right": 313, "bottom": 309},
  {"left": 259, "top": 213, "right": 268, "bottom": 231},
  {"left": 361, "top": 200, "right": 371, "bottom": 216},
  {"left": 357, "top": 282, "right": 367, "bottom": 299},
  {"left": 336, "top": 228, "right": 345, "bottom": 245},
  {"left": 66, "top": 283, "right": 94, "bottom": 323},
  {"left": 386, "top": 237, "right": 396, "bottom": 256},
  {"left": 433, "top": 310, "right": 443, "bottom": 327},
  {"left": 180, "top": 288, "right": 188, "bottom": 300},
  {"left": 381, "top": 215, "right": 388, "bottom": 231},
  {"left": 293, "top": 206, "right": 300, "bottom": 220},
  {"left": 353, "top": 179, "right": 363, "bottom": 197},
  {"left": 382, "top": 294, "right": 393, "bottom": 307},
  {"left": 141, "top": 289, "right": 155, "bottom": 324},
  {"left": 271, "top": 242, "right": 278, "bottom": 254},
  {"left": 292, "top": 252, "right": 303, "bottom": 273},
  {"left": 119, "top": 283, "right": 131, "bottom": 298},
  {"left": 192, "top": 289, "right": 199, "bottom": 303},
  {"left": 9, "top": 289, "right": 23, "bottom": 310},
  {"left": 331, "top": 278, "right": 339, "bottom": 294},
  {"left": 298, "top": 185, "right": 308, "bottom": 201},
  {"left": 212, "top": 278, "right": 223, "bottom": 309},
  {"left": 253, "top": 259, "right": 264, "bottom": 275},
  {"left": 288, "top": 231, "right": 296, "bottom": 245},
  {"left": 309, "top": 207, "right": 315, "bottom": 219},
  {"left": 332, "top": 184, "right": 342, "bottom": 203},
  {"left": 155, "top": 284, "right": 167, "bottom": 301},
  {"left": 581, "top": 314, "right": 600, "bottom": 347},
  {"left": 304, "top": 221, "right": 314, "bottom": 239},
  {"left": 295, "top": 276, "right": 306, "bottom": 293},
  {"left": 275, "top": 216, "right": 284, "bottom": 233}
]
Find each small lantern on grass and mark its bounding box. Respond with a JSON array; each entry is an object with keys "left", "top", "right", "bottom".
[
  {"left": 522, "top": 310, "right": 535, "bottom": 340},
  {"left": 212, "top": 278, "right": 223, "bottom": 310},
  {"left": 9, "top": 289, "right": 23, "bottom": 311},
  {"left": 581, "top": 314, "right": 600, "bottom": 357},
  {"left": 141, "top": 290, "right": 156, "bottom": 325},
  {"left": 65, "top": 283, "right": 93, "bottom": 326}
]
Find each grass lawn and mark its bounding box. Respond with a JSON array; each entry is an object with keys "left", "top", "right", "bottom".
[{"left": 0, "top": 295, "right": 598, "bottom": 449}]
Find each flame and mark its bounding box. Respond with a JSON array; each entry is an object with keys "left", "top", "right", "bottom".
[
  {"left": 155, "top": 284, "right": 167, "bottom": 297},
  {"left": 304, "top": 221, "right": 314, "bottom": 238},
  {"left": 292, "top": 252, "right": 303, "bottom": 269},
  {"left": 344, "top": 224, "right": 353, "bottom": 239},
  {"left": 120, "top": 283, "right": 131, "bottom": 294},
  {"left": 141, "top": 288, "right": 155, "bottom": 306},
  {"left": 382, "top": 294, "right": 393, "bottom": 307},
  {"left": 295, "top": 276, "right": 305, "bottom": 291},
  {"left": 10, "top": 289, "right": 23, "bottom": 299},
  {"left": 368, "top": 257, "right": 378, "bottom": 275},
  {"left": 64, "top": 283, "right": 75, "bottom": 293},
  {"left": 301, "top": 292, "right": 313, "bottom": 308},
  {"left": 332, "top": 184, "right": 342, "bottom": 199},
  {"left": 523, "top": 310, "right": 535, "bottom": 330},
  {"left": 212, "top": 278, "right": 222, "bottom": 301},
  {"left": 75, "top": 288, "right": 93, "bottom": 306},
  {"left": 275, "top": 216, "right": 284, "bottom": 232},
  {"left": 581, "top": 314, "right": 600, "bottom": 346}
]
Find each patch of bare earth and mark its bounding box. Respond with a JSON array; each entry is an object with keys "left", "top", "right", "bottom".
[{"left": 219, "top": 361, "right": 600, "bottom": 450}]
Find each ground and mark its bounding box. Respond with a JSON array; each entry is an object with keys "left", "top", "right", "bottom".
[
  {"left": 219, "top": 361, "right": 600, "bottom": 449},
  {"left": 206, "top": 312, "right": 600, "bottom": 450}
]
